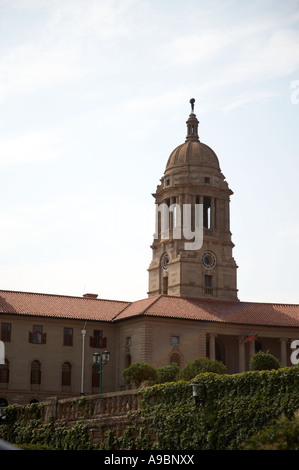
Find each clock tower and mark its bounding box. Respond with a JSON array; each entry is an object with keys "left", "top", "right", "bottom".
[{"left": 148, "top": 99, "right": 238, "bottom": 301}]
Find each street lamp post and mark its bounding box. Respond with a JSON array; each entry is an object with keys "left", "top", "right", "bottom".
[
  {"left": 93, "top": 351, "right": 110, "bottom": 394},
  {"left": 190, "top": 381, "right": 200, "bottom": 405}
]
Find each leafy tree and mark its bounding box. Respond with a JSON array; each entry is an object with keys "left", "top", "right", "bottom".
[
  {"left": 156, "top": 364, "right": 180, "bottom": 383},
  {"left": 179, "top": 357, "right": 226, "bottom": 381},
  {"left": 249, "top": 351, "right": 281, "bottom": 371},
  {"left": 122, "top": 362, "right": 158, "bottom": 388}
]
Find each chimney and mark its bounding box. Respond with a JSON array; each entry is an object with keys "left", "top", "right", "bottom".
[{"left": 83, "top": 293, "right": 98, "bottom": 299}]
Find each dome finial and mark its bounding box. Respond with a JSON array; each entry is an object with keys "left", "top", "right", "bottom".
[
  {"left": 189, "top": 98, "right": 195, "bottom": 114},
  {"left": 186, "top": 99, "right": 199, "bottom": 141}
]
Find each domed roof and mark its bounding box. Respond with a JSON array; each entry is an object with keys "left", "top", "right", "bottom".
[
  {"left": 165, "top": 99, "right": 220, "bottom": 172},
  {"left": 166, "top": 140, "right": 220, "bottom": 171}
]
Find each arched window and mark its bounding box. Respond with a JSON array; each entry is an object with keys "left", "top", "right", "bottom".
[
  {"left": 30, "top": 360, "right": 41, "bottom": 385},
  {"left": 170, "top": 353, "right": 180, "bottom": 367},
  {"left": 0, "top": 398, "right": 8, "bottom": 407},
  {"left": 92, "top": 364, "right": 99, "bottom": 388},
  {"left": 125, "top": 354, "right": 131, "bottom": 369},
  {"left": 0, "top": 360, "right": 9, "bottom": 384},
  {"left": 62, "top": 362, "right": 71, "bottom": 386}
]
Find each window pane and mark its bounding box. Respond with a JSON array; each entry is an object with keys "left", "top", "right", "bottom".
[
  {"left": 0, "top": 360, "right": 9, "bottom": 384},
  {"left": 31, "top": 361, "right": 41, "bottom": 384},
  {"left": 64, "top": 328, "right": 73, "bottom": 346},
  {"left": 93, "top": 330, "right": 103, "bottom": 348},
  {"left": 62, "top": 362, "right": 71, "bottom": 386},
  {"left": 171, "top": 335, "right": 180, "bottom": 345},
  {"left": 33, "top": 325, "right": 43, "bottom": 344},
  {"left": 1, "top": 323, "right": 11, "bottom": 342}
]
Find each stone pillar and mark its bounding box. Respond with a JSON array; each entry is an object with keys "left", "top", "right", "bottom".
[
  {"left": 209, "top": 334, "right": 217, "bottom": 361},
  {"left": 238, "top": 338, "right": 245, "bottom": 372},
  {"left": 211, "top": 197, "right": 215, "bottom": 229},
  {"left": 280, "top": 338, "right": 288, "bottom": 367}
]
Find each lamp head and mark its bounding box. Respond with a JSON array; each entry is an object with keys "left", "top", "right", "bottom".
[{"left": 102, "top": 350, "right": 110, "bottom": 363}]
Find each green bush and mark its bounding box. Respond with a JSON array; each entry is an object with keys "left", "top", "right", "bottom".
[
  {"left": 178, "top": 357, "right": 226, "bottom": 380},
  {"left": 250, "top": 351, "right": 281, "bottom": 371},
  {"left": 242, "top": 412, "right": 299, "bottom": 450},
  {"left": 122, "top": 361, "right": 158, "bottom": 388},
  {"left": 156, "top": 364, "right": 180, "bottom": 383}
]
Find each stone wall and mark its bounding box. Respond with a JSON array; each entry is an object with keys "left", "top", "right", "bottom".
[
  {"left": 3, "top": 390, "right": 142, "bottom": 446},
  {"left": 40, "top": 389, "right": 141, "bottom": 424}
]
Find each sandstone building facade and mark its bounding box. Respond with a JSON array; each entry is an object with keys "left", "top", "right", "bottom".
[{"left": 1, "top": 100, "right": 298, "bottom": 406}]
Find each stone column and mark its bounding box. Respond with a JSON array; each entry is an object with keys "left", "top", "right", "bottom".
[
  {"left": 280, "top": 338, "right": 288, "bottom": 367},
  {"left": 238, "top": 338, "right": 246, "bottom": 372},
  {"left": 211, "top": 197, "right": 215, "bottom": 229},
  {"left": 209, "top": 334, "right": 217, "bottom": 361}
]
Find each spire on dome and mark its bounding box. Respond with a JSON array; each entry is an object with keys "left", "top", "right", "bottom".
[
  {"left": 190, "top": 98, "right": 195, "bottom": 114},
  {"left": 186, "top": 98, "right": 199, "bottom": 142}
]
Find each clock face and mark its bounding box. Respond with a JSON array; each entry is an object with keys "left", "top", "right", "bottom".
[
  {"left": 161, "top": 253, "right": 170, "bottom": 270},
  {"left": 202, "top": 252, "right": 216, "bottom": 269}
]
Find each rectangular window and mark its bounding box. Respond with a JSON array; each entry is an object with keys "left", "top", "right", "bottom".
[
  {"left": 29, "top": 326, "right": 46, "bottom": 344},
  {"left": 90, "top": 331, "right": 107, "bottom": 348},
  {"left": 93, "top": 330, "right": 103, "bottom": 348},
  {"left": 204, "top": 275, "right": 213, "bottom": 294},
  {"left": 63, "top": 328, "right": 73, "bottom": 346},
  {"left": 171, "top": 335, "right": 180, "bottom": 345},
  {"left": 162, "top": 276, "right": 168, "bottom": 295},
  {"left": 1, "top": 323, "right": 11, "bottom": 342},
  {"left": 126, "top": 336, "right": 131, "bottom": 346},
  {"left": 33, "top": 325, "right": 43, "bottom": 344}
]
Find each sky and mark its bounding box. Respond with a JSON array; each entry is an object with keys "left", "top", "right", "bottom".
[{"left": 0, "top": 0, "right": 299, "bottom": 304}]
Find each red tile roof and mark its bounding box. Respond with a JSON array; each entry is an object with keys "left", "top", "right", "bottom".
[
  {"left": 1, "top": 290, "right": 299, "bottom": 328},
  {"left": 0, "top": 290, "right": 130, "bottom": 322},
  {"left": 114, "top": 295, "right": 299, "bottom": 328}
]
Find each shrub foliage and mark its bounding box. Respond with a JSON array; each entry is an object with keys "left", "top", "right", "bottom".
[
  {"left": 249, "top": 350, "right": 281, "bottom": 371},
  {"left": 122, "top": 361, "right": 158, "bottom": 387},
  {"left": 178, "top": 357, "right": 226, "bottom": 380}
]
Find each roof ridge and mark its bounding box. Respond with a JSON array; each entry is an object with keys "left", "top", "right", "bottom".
[
  {"left": 139, "top": 294, "right": 163, "bottom": 315},
  {"left": 112, "top": 295, "right": 163, "bottom": 322},
  {"left": 0, "top": 289, "right": 130, "bottom": 304},
  {"left": 238, "top": 300, "right": 299, "bottom": 307}
]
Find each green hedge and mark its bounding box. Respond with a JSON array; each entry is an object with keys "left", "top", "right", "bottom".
[
  {"left": 1, "top": 367, "right": 299, "bottom": 450},
  {"left": 0, "top": 408, "right": 96, "bottom": 450},
  {"left": 133, "top": 367, "right": 299, "bottom": 450}
]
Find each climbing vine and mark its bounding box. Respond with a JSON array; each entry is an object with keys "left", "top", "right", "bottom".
[
  {"left": 1, "top": 367, "right": 299, "bottom": 450},
  {"left": 100, "top": 367, "right": 299, "bottom": 450}
]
